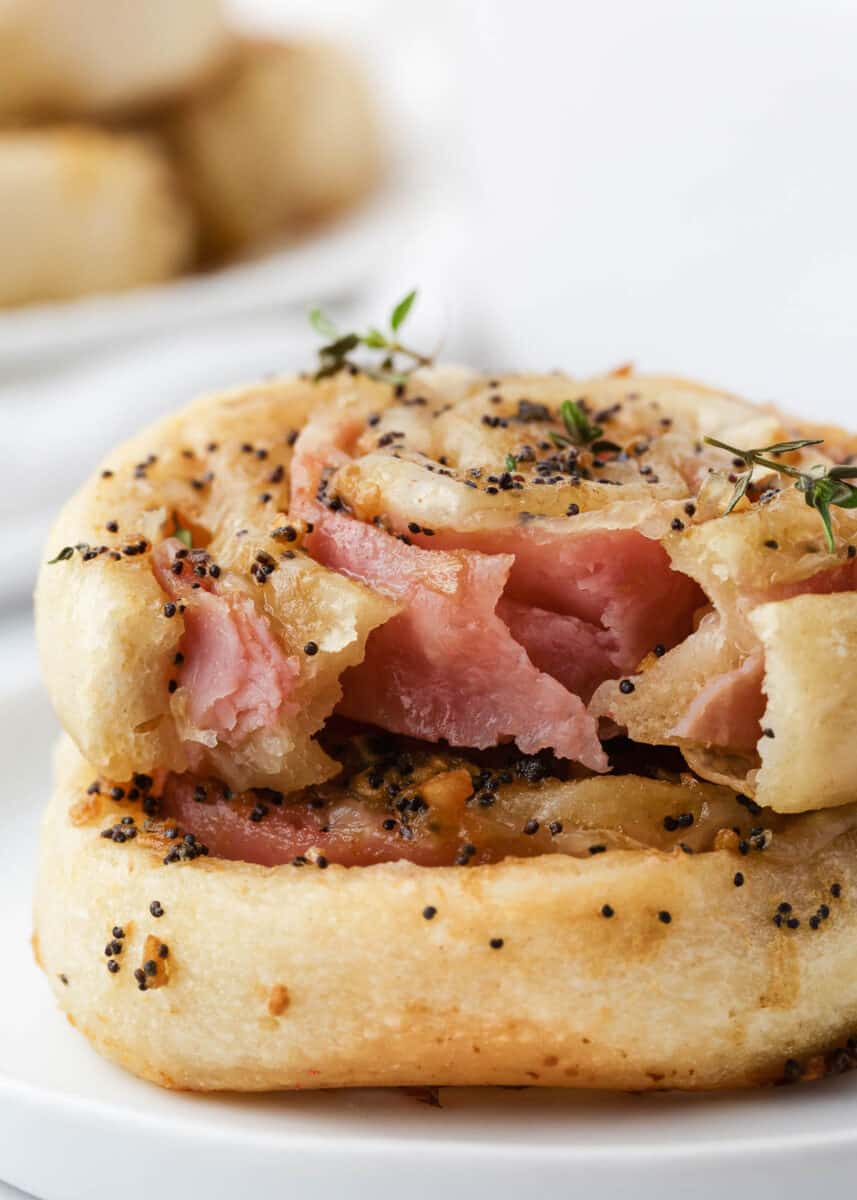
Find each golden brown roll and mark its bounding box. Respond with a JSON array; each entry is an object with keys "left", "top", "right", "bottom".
[
  {"left": 34, "top": 733, "right": 857, "bottom": 1091},
  {"left": 0, "top": 0, "right": 231, "bottom": 121},
  {"left": 34, "top": 360, "right": 857, "bottom": 1092},
  {"left": 163, "top": 38, "right": 381, "bottom": 259},
  {"left": 0, "top": 126, "right": 194, "bottom": 306}
]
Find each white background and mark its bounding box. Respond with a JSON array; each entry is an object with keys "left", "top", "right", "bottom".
[
  {"left": 463, "top": 0, "right": 857, "bottom": 409},
  {"left": 235, "top": 0, "right": 857, "bottom": 409}
]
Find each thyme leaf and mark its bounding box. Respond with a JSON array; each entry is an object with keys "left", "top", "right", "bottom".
[
  {"left": 309, "top": 290, "right": 433, "bottom": 384},
  {"left": 560, "top": 399, "right": 603, "bottom": 446},
  {"left": 390, "top": 289, "right": 417, "bottom": 332},
  {"left": 46, "top": 541, "right": 89, "bottom": 564},
  {"left": 703, "top": 434, "right": 856, "bottom": 551},
  {"left": 308, "top": 308, "right": 339, "bottom": 340}
]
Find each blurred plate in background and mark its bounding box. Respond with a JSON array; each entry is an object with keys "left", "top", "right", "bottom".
[{"left": 0, "top": 166, "right": 412, "bottom": 374}]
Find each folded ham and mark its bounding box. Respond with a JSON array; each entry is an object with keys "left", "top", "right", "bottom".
[
  {"left": 285, "top": 369, "right": 857, "bottom": 810},
  {"left": 37, "top": 367, "right": 857, "bottom": 813},
  {"left": 592, "top": 486, "right": 857, "bottom": 809}
]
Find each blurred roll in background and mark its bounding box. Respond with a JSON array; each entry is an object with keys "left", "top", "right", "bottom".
[{"left": 0, "top": 0, "right": 383, "bottom": 301}]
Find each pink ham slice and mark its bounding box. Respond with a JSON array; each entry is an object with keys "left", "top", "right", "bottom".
[
  {"left": 765, "top": 557, "right": 857, "bottom": 603},
  {"left": 160, "top": 775, "right": 435, "bottom": 867},
  {"left": 671, "top": 652, "right": 766, "bottom": 751},
  {"left": 290, "top": 418, "right": 608, "bottom": 768},
  {"left": 304, "top": 510, "right": 607, "bottom": 770},
  {"left": 411, "top": 525, "right": 705, "bottom": 684},
  {"left": 670, "top": 561, "right": 857, "bottom": 753},
  {"left": 497, "top": 598, "right": 616, "bottom": 702},
  {"left": 158, "top": 769, "right": 572, "bottom": 869},
  {"left": 289, "top": 416, "right": 708, "bottom": 770},
  {"left": 153, "top": 539, "right": 299, "bottom": 743}
]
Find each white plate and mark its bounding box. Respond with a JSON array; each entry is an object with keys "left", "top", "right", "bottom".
[{"left": 4, "top": 631, "right": 857, "bottom": 1200}]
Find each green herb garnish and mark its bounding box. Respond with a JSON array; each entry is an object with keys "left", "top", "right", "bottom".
[
  {"left": 173, "top": 513, "right": 193, "bottom": 549},
  {"left": 561, "top": 399, "right": 602, "bottom": 444},
  {"left": 703, "top": 435, "right": 857, "bottom": 552},
  {"left": 549, "top": 399, "right": 621, "bottom": 456},
  {"left": 46, "top": 541, "right": 90, "bottom": 564},
  {"left": 505, "top": 453, "right": 518, "bottom": 472},
  {"left": 309, "top": 289, "right": 433, "bottom": 384}
]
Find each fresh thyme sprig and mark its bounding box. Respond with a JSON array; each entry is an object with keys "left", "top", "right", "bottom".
[
  {"left": 46, "top": 545, "right": 77, "bottom": 564},
  {"left": 309, "top": 289, "right": 434, "bottom": 384},
  {"left": 703, "top": 435, "right": 857, "bottom": 552},
  {"left": 549, "top": 399, "right": 621, "bottom": 455}
]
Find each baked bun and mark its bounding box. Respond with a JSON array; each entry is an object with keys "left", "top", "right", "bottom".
[
  {"left": 0, "top": 0, "right": 231, "bottom": 121},
  {"left": 34, "top": 732, "right": 857, "bottom": 1091},
  {"left": 35, "top": 360, "right": 857, "bottom": 1091},
  {"left": 0, "top": 127, "right": 194, "bottom": 307},
  {"left": 163, "top": 39, "right": 381, "bottom": 259}
]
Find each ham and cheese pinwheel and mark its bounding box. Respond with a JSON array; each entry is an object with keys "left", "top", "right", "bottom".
[{"left": 33, "top": 364, "right": 857, "bottom": 1092}]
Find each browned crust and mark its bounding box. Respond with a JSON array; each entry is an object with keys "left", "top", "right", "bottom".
[
  {"left": 267, "top": 984, "right": 290, "bottom": 1017},
  {"left": 34, "top": 736, "right": 857, "bottom": 1092}
]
